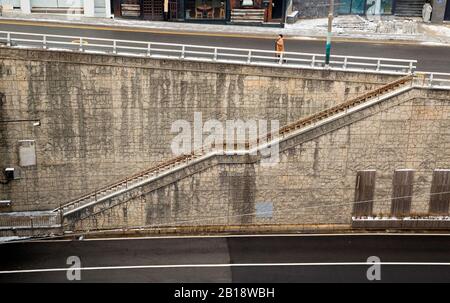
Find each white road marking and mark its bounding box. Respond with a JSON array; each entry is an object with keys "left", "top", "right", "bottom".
[{"left": 1, "top": 262, "right": 450, "bottom": 274}]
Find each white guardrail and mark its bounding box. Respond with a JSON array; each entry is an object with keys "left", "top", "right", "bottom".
[
  {"left": 0, "top": 31, "right": 417, "bottom": 74},
  {"left": 414, "top": 72, "right": 450, "bottom": 89},
  {"left": 0, "top": 212, "right": 60, "bottom": 229}
]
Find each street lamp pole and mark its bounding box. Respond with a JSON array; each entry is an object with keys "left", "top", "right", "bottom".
[{"left": 325, "top": 0, "right": 335, "bottom": 66}]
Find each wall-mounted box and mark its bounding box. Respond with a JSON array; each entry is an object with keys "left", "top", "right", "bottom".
[
  {"left": 4, "top": 167, "right": 20, "bottom": 180},
  {"left": 18, "top": 140, "right": 36, "bottom": 167},
  {"left": 0, "top": 200, "right": 12, "bottom": 208}
]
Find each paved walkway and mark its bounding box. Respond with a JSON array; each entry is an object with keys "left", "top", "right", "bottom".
[{"left": 1, "top": 12, "right": 450, "bottom": 45}]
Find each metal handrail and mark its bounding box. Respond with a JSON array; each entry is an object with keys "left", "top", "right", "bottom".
[{"left": 0, "top": 30, "right": 417, "bottom": 74}]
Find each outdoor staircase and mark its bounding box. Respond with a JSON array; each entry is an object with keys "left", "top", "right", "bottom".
[
  {"left": 54, "top": 75, "right": 415, "bottom": 221},
  {"left": 394, "top": 0, "right": 426, "bottom": 17},
  {"left": 230, "top": 9, "right": 265, "bottom": 24}
]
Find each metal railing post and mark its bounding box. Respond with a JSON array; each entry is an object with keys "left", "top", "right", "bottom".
[
  {"left": 279, "top": 53, "right": 284, "bottom": 65},
  {"left": 6, "top": 32, "right": 11, "bottom": 47},
  {"left": 147, "top": 43, "right": 151, "bottom": 57},
  {"left": 343, "top": 57, "right": 348, "bottom": 70},
  {"left": 181, "top": 45, "right": 185, "bottom": 59},
  {"left": 113, "top": 40, "right": 117, "bottom": 54},
  {"left": 43, "top": 35, "right": 47, "bottom": 50},
  {"left": 311, "top": 55, "right": 315, "bottom": 67},
  {"left": 213, "top": 48, "right": 218, "bottom": 61},
  {"left": 79, "top": 37, "right": 84, "bottom": 52},
  {"left": 376, "top": 59, "right": 381, "bottom": 71},
  {"left": 429, "top": 73, "right": 434, "bottom": 87},
  {"left": 409, "top": 61, "right": 413, "bottom": 74},
  {"left": 247, "top": 50, "right": 252, "bottom": 64}
]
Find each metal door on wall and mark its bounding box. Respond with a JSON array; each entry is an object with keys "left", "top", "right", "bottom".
[{"left": 142, "top": 0, "right": 164, "bottom": 20}]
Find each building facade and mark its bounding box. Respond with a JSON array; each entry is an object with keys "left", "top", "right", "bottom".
[
  {"left": 111, "top": 0, "right": 291, "bottom": 24},
  {"left": 0, "top": 0, "right": 112, "bottom": 17},
  {"left": 110, "top": 0, "right": 449, "bottom": 24},
  {"left": 1, "top": 0, "right": 449, "bottom": 26},
  {"left": 293, "top": 0, "right": 435, "bottom": 18}
]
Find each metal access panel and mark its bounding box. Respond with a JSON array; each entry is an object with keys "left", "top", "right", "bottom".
[
  {"left": 0, "top": 0, "right": 21, "bottom": 8},
  {"left": 429, "top": 169, "right": 450, "bottom": 215},
  {"left": 391, "top": 169, "right": 415, "bottom": 217},
  {"left": 255, "top": 202, "right": 273, "bottom": 218},
  {"left": 353, "top": 170, "right": 376, "bottom": 217},
  {"left": 18, "top": 140, "right": 36, "bottom": 167}
]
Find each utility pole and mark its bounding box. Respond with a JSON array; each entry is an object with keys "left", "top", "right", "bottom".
[{"left": 325, "top": 0, "right": 334, "bottom": 66}]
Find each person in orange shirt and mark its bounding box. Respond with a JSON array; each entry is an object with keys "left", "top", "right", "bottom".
[{"left": 275, "top": 34, "right": 285, "bottom": 58}]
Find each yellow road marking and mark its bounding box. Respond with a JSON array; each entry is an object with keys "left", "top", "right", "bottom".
[{"left": 71, "top": 39, "right": 88, "bottom": 44}]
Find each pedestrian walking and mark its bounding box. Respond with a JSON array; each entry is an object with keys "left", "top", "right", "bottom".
[{"left": 275, "top": 34, "right": 285, "bottom": 62}]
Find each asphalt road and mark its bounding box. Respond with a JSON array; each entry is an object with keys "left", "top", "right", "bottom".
[
  {"left": 1, "top": 22, "right": 450, "bottom": 72},
  {"left": 1, "top": 234, "right": 450, "bottom": 282}
]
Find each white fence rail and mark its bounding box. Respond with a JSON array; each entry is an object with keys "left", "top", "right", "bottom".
[
  {"left": 0, "top": 31, "right": 417, "bottom": 74},
  {"left": 0, "top": 212, "right": 60, "bottom": 229},
  {"left": 414, "top": 72, "right": 450, "bottom": 89}
]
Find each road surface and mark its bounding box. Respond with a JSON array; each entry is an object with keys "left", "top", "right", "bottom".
[
  {"left": 1, "top": 21, "right": 450, "bottom": 72},
  {"left": 1, "top": 234, "right": 450, "bottom": 282}
]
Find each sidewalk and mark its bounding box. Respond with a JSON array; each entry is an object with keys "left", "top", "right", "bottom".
[{"left": 1, "top": 11, "right": 450, "bottom": 45}]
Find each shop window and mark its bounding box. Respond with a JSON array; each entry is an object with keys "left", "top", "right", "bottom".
[
  {"left": 366, "top": 0, "right": 393, "bottom": 15},
  {"left": 337, "top": 0, "right": 393, "bottom": 15},
  {"left": 337, "top": 0, "right": 352, "bottom": 14},
  {"left": 350, "top": 0, "right": 365, "bottom": 14},
  {"left": 185, "top": 0, "right": 226, "bottom": 20}
]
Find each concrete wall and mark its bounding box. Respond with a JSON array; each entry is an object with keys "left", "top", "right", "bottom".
[
  {"left": 0, "top": 48, "right": 401, "bottom": 212},
  {"left": 69, "top": 88, "right": 450, "bottom": 231}
]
